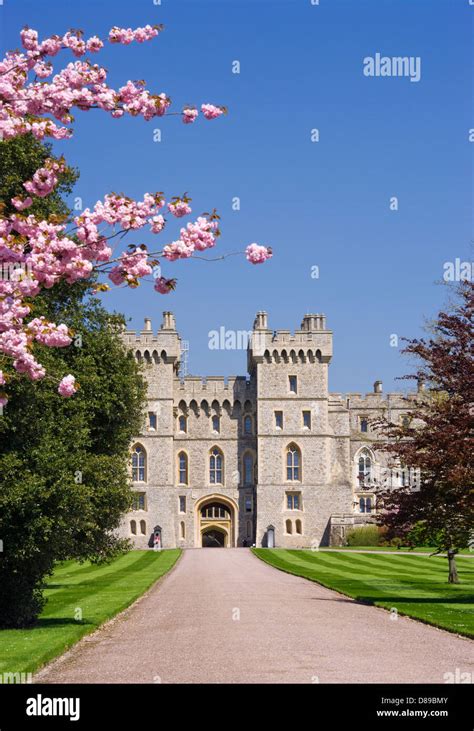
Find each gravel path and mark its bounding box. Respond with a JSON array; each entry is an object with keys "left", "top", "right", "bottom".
[{"left": 35, "top": 548, "right": 473, "bottom": 684}]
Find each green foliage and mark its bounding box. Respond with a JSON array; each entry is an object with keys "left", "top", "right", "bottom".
[
  {"left": 0, "top": 135, "right": 147, "bottom": 628},
  {"left": 0, "top": 134, "right": 78, "bottom": 219},
  {"left": 0, "top": 293, "right": 147, "bottom": 627},
  {"left": 345, "top": 525, "right": 381, "bottom": 546},
  {"left": 406, "top": 521, "right": 445, "bottom": 549}
]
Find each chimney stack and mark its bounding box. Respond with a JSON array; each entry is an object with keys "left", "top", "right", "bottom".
[
  {"left": 254, "top": 311, "right": 269, "bottom": 330},
  {"left": 144, "top": 317, "right": 152, "bottom": 332},
  {"left": 374, "top": 380, "right": 383, "bottom": 394},
  {"left": 161, "top": 311, "right": 176, "bottom": 331},
  {"left": 301, "top": 314, "right": 326, "bottom": 332}
]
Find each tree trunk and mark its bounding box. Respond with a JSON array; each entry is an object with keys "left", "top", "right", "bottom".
[{"left": 447, "top": 549, "right": 460, "bottom": 584}]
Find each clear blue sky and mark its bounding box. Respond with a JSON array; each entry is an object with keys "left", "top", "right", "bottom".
[{"left": 1, "top": 0, "right": 472, "bottom": 392}]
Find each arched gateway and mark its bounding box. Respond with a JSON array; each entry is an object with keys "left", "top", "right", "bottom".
[{"left": 195, "top": 495, "right": 237, "bottom": 547}]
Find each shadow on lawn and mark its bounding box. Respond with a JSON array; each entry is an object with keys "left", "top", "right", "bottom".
[{"left": 34, "top": 617, "right": 94, "bottom": 628}]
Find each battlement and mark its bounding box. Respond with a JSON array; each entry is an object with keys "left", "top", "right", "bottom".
[
  {"left": 249, "top": 311, "right": 333, "bottom": 366},
  {"left": 121, "top": 312, "right": 181, "bottom": 362},
  {"left": 329, "top": 389, "right": 416, "bottom": 409}
]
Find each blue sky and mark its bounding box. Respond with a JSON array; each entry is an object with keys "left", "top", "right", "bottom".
[{"left": 1, "top": 0, "right": 472, "bottom": 392}]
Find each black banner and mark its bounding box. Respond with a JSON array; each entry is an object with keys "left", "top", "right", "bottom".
[{"left": 0, "top": 683, "right": 472, "bottom": 729}]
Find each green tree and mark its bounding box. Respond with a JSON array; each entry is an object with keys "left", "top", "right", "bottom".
[{"left": 0, "top": 136, "right": 147, "bottom": 627}]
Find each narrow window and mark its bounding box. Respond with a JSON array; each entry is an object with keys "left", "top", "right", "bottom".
[
  {"left": 358, "top": 451, "right": 372, "bottom": 484},
  {"left": 179, "top": 496, "right": 186, "bottom": 513},
  {"left": 289, "top": 375, "right": 297, "bottom": 393},
  {"left": 132, "top": 445, "right": 146, "bottom": 482},
  {"left": 359, "top": 496, "right": 366, "bottom": 513},
  {"left": 210, "top": 447, "right": 224, "bottom": 484},
  {"left": 244, "top": 453, "right": 253, "bottom": 485},
  {"left": 286, "top": 444, "right": 301, "bottom": 481},
  {"left": 178, "top": 452, "right": 188, "bottom": 485},
  {"left": 148, "top": 412, "right": 157, "bottom": 430},
  {"left": 360, "top": 417, "right": 368, "bottom": 433},
  {"left": 244, "top": 415, "right": 252, "bottom": 435},
  {"left": 285, "top": 519, "right": 293, "bottom": 534},
  {"left": 286, "top": 492, "right": 301, "bottom": 510},
  {"left": 303, "top": 410, "right": 311, "bottom": 429},
  {"left": 130, "top": 520, "right": 137, "bottom": 535},
  {"left": 140, "top": 519, "right": 146, "bottom": 535},
  {"left": 132, "top": 493, "right": 146, "bottom": 511},
  {"left": 180, "top": 521, "right": 186, "bottom": 539},
  {"left": 178, "top": 415, "right": 187, "bottom": 433},
  {"left": 295, "top": 519, "right": 302, "bottom": 535},
  {"left": 275, "top": 411, "right": 283, "bottom": 429},
  {"left": 245, "top": 495, "right": 252, "bottom": 513},
  {"left": 212, "top": 415, "right": 220, "bottom": 433}
]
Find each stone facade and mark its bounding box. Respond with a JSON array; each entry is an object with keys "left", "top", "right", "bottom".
[{"left": 118, "top": 311, "right": 417, "bottom": 549}]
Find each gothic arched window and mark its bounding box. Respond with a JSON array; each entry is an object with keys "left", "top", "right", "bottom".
[
  {"left": 286, "top": 444, "right": 301, "bottom": 481},
  {"left": 358, "top": 450, "right": 372, "bottom": 483},
  {"left": 210, "top": 447, "right": 224, "bottom": 484},
  {"left": 132, "top": 445, "right": 146, "bottom": 482}
]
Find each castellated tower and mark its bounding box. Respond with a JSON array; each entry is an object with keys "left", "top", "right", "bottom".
[
  {"left": 249, "top": 312, "right": 353, "bottom": 548},
  {"left": 120, "top": 312, "right": 182, "bottom": 548}
]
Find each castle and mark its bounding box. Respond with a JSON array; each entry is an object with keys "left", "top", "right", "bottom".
[{"left": 119, "top": 311, "right": 417, "bottom": 549}]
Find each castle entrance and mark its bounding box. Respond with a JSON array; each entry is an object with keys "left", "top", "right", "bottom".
[
  {"left": 202, "top": 528, "right": 226, "bottom": 547},
  {"left": 196, "top": 496, "right": 236, "bottom": 547}
]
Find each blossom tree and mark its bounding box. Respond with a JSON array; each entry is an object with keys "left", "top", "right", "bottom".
[{"left": 0, "top": 24, "right": 272, "bottom": 406}]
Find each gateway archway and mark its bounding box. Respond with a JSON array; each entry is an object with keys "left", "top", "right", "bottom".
[
  {"left": 195, "top": 495, "right": 237, "bottom": 548},
  {"left": 202, "top": 527, "right": 226, "bottom": 548}
]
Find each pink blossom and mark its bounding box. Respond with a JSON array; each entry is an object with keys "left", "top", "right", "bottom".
[
  {"left": 11, "top": 196, "right": 33, "bottom": 210},
  {"left": 58, "top": 374, "right": 78, "bottom": 397},
  {"left": 168, "top": 200, "right": 192, "bottom": 218},
  {"left": 20, "top": 28, "right": 39, "bottom": 52},
  {"left": 245, "top": 243, "right": 273, "bottom": 264},
  {"left": 86, "top": 36, "right": 104, "bottom": 53},
  {"left": 154, "top": 276, "right": 176, "bottom": 294},
  {"left": 201, "top": 103, "right": 224, "bottom": 120},
  {"left": 182, "top": 108, "right": 198, "bottom": 124},
  {"left": 150, "top": 215, "right": 165, "bottom": 234},
  {"left": 33, "top": 61, "right": 53, "bottom": 79}
]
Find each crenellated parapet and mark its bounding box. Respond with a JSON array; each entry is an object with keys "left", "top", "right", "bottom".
[
  {"left": 121, "top": 312, "right": 181, "bottom": 366},
  {"left": 174, "top": 375, "right": 255, "bottom": 415},
  {"left": 248, "top": 312, "right": 333, "bottom": 370}
]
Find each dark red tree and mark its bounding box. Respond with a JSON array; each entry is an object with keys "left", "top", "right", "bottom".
[{"left": 374, "top": 281, "right": 473, "bottom": 583}]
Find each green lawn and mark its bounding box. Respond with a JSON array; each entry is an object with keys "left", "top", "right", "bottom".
[
  {"left": 0, "top": 549, "right": 181, "bottom": 676},
  {"left": 252, "top": 548, "right": 474, "bottom": 638},
  {"left": 320, "top": 546, "right": 472, "bottom": 554}
]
